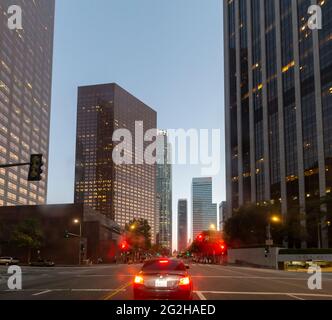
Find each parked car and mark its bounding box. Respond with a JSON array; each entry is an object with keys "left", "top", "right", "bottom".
[
  {"left": 29, "top": 259, "right": 55, "bottom": 267},
  {"left": 0, "top": 257, "right": 19, "bottom": 266}
]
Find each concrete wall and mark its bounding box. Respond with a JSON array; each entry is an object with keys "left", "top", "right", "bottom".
[{"left": 228, "top": 248, "right": 280, "bottom": 269}]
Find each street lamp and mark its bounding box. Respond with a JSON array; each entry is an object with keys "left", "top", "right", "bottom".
[
  {"left": 130, "top": 224, "right": 136, "bottom": 231},
  {"left": 210, "top": 224, "right": 216, "bottom": 231},
  {"left": 73, "top": 219, "right": 82, "bottom": 265},
  {"left": 266, "top": 215, "right": 282, "bottom": 245}
]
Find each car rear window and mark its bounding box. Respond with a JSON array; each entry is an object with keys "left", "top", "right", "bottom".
[{"left": 142, "top": 260, "right": 186, "bottom": 271}]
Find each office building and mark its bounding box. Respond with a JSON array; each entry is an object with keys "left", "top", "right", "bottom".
[
  {"left": 156, "top": 130, "right": 172, "bottom": 249},
  {"left": 177, "top": 199, "right": 188, "bottom": 252},
  {"left": 224, "top": 0, "right": 332, "bottom": 247},
  {"left": 192, "top": 177, "right": 217, "bottom": 239},
  {"left": 0, "top": 0, "right": 55, "bottom": 205},
  {"left": 75, "top": 83, "right": 157, "bottom": 241},
  {"left": 219, "top": 201, "right": 226, "bottom": 231}
]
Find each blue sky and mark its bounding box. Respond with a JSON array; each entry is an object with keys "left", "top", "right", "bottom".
[{"left": 47, "top": 0, "right": 225, "bottom": 247}]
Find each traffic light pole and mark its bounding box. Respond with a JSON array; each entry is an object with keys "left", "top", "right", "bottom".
[
  {"left": 0, "top": 162, "right": 30, "bottom": 168},
  {"left": 0, "top": 154, "right": 44, "bottom": 181}
]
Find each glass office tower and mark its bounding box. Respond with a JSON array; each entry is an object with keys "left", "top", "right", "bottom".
[
  {"left": 192, "top": 177, "right": 217, "bottom": 239},
  {"left": 0, "top": 0, "right": 55, "bottom": 205},
  {"left": 156, "top": 130, "right": 172, "bottom": 249},
  {"left": 75, "top": 83, "right": 157, "bottom": 241},
  {"left": 224, "top": 0, "right": 332, "bottom": 247},
  {"left": 178, "top": 199, "right": 188, "bottom": 252}
]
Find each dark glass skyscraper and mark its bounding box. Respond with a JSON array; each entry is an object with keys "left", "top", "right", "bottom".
[
  {"left": 224, "top": 0, "right": 332, "bottom": 247},
  {"left": 177, "top": 199, "right": 188, "bottom": 252},
  {"left": 75, "top": 83, "right": 157, "bottom": 241},
  {"left": 192, "top": 177, "right": 217, "bottom": 239},
  {"left": 156, "top": 130, "right": 172, "bottom": 249},
  {"left": 0, "top": 0, "right": 55, "bottom": 206}
]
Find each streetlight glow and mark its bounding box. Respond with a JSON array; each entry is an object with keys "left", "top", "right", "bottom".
[
  {"left": 73, "top": 219, "right": 80, "bottom": 224},
  {"left": 271, "top": 216, "right": 281, "bottom": 223},
  {"left": 210, "top": 224, "right": 216, "bottom": 230}
]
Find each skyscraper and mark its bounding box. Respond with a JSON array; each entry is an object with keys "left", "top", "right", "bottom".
[
  {"left": 219, "top": 201, "right": 226, "bottom": 231},
  {"left": 178, "top": 199, "right": 188, "bottom": 252},
  {"left": 224, "top": 0, "right": 332, "bottom": 247},
  {"left": 0, "top": 0, "right": 55, "bottom": 206},
  {"left": 75, "top": 83, "right": 157, "bottom": 241},
  {"left": 156, "top": 130, "right": 172, "bottom": 249},
  {"left": 192, "top": 177, "right": 217, "bottom": 239}
]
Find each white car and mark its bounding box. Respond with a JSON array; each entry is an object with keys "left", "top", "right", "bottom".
[{"left": 0, "top": 257, "right": 19, "bottom": 266}]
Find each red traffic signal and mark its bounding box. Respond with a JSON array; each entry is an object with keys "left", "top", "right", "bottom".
[
  {"left": 120, "top": 240, "right": 129, "bottom": 251},
  {"left": 197, "top": 234, "right": 203, "bottom": 241},
  {"left": 220, "top": 242, "right": 227, "bottom": 255}
]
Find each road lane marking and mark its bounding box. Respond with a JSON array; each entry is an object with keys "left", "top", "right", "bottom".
[
  {"left": 76, "top": 274, "right": 132, "bottom": 277},
  {"left": 287, "top": 294, "right": 305, "bottom": 300},
  {"left": 103, "top": 282, "right": 132, "bottom": 300},
  {"left": 190, "top": 275, "right": 332, "bottom": 282},
  {"left": 195, "top": 291, "right": 207, "bottom": 300},
  {"left": 194, "top": 291, "right": 332, "bottom": 299},
  {"left": 3, "top": 289, "right": 128, "bottom": 293},
  {"left": 32, "top": 290, "right": 52, "bottom": 296}
]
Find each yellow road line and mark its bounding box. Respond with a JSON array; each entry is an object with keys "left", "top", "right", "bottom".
[{"left": 103, "top": 282, "right": 132, "bottom": 300}]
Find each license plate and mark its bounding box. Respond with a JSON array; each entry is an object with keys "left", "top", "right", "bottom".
[{"left": 155, "top": 279, "right": 168, "bottom": 288}]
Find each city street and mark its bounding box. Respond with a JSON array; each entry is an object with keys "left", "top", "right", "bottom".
[{"left": 1, "top": 263, "right": 332, "bottom": 300}]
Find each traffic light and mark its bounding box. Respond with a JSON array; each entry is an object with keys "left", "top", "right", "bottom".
[
  {"left": 28, "top": 154, "right": 43, "bottom": 181},
  {"left": 197, "top": 234, "right": 203, "bottom": 241},
  {"left": 64, "top": 230, "right": 69, "bottom": 239},
  {"left": 120, "top": 240, "right": 128, "bottom": 251},
  {"left": 220, "top": 243, "right": 227, "bottom": 255},
  {"left": 264, "top": 247, "right": 270, "bottom": 258}
]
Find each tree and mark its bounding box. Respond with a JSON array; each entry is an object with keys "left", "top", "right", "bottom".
[
  {"left": 125, "top": 218, "right": 152, "bottom": 251},
  {"left": 284, "top": 205, "right": 308, "bottom": 248},
  {"left": 305, "top": 195, "right": 332, "bottom": 248},
  {"left": 11, "top": 218, "right": 43, "bottom": 263},
  {"left": 224, "top": 204, "right": 284, "bottom": 248}
]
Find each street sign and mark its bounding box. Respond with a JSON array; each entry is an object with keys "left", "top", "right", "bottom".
[{"left": 266, "top": 239, "right": 274, "bottom": 246}]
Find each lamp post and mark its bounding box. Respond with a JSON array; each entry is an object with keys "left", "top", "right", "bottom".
[
  {"left": 266, "top": 215, "right": 282, "bottom": 246},
  {"left": 73, "top": 219, "right": 82, "bottom": 265}
]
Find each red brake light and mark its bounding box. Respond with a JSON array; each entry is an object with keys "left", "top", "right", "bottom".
[
  {"left": 134, "top": 275, "right": 144, "bottom": 285},
  {"left": 221, "top": 245, "right": 225, "bottom": 250},
  {"left": 159, "top": 260, "right": 169, "bottom": 264},
  {"left": 179, "top": 277, "right": 190, "bottom": 286}
]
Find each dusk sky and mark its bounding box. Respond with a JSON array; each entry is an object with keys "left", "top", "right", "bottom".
[{"left": 47, "top": 0, "right": 225, "bottom": 246}]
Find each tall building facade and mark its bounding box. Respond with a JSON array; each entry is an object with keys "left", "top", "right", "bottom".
[
  {"left": 192, "top": 177, "right": 217, "bottom": 239},
  {"left": 0, "top": 0, "right": 55, "bottom": 205},
  {"left": 156, "top": 130, "right": 172, "bottom": 249},
  {"left": 177, "top": 199, "right": 188, "bottom": 252},
  {"left": 224, "top": 0, "right": 332, "bottom": 247},
  {"left": 219, "top": 201, "right": 227, "bottom": 231},
  {"left": 75, "top": 83, "right": 157, "bottom": 241}
]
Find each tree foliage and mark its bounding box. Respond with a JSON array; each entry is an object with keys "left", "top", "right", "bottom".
[
  {"left": 11, "top": 218, "right": 43, "bottom": 262},
  {"left": 224, "top": 204, "right": 284, "bottom": 248},
  {"left": 124, "top": 218, "right": 152, "bottom": 250}
]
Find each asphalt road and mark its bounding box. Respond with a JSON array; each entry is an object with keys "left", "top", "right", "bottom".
[{"left": 1, "top": 263, "right": 332, "bottom": 300}]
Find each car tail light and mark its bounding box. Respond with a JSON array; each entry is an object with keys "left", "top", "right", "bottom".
[
  {"left": 159, "top": 260, "right": 169, "bottom": 264},
  {"left": 134, "top": 275, "right": 144, "bottom": 285},
  {"left": 179, "top": 277, "right": 190, "bottom": 286}
]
